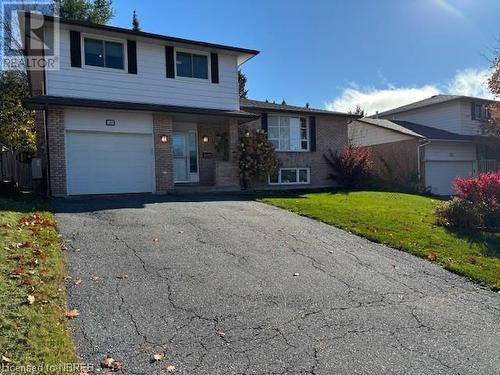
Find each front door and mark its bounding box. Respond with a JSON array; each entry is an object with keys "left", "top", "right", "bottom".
[{"left": 173, "top": 131, "right": 199, "bottom": 183}]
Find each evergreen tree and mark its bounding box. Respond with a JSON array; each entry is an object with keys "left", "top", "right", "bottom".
[
  {"left": 238, "top": 70, "right": 248, "bottom": 98},
  {"left": 132, "top": 10, "right": 141, "bottom": 31}
]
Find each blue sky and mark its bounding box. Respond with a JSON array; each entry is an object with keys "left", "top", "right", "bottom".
[{"left": 111, "top": 0, "right": 499, "bottom": 114}]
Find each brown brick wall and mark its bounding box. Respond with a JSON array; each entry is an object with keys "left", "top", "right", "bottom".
[
  {"left": 46, "top": 108, "right": 66, "bottom": 196},
  {"left": 153, "top": 114, "right": 174, "bottom": 193},
  {"left": 244, "top": 114, "right": 349, "bottom": 188},
  {"left": 368, "top": 139, "right": 420, "bottom": 184}
]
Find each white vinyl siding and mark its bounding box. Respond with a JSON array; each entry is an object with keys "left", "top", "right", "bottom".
[
  {"left": 383, "top": 101, "right": 463, "bottom": 134},
  {"left": 424, "top": 141, "right": 476, "bottom": 161},
  {"left": 268, "top": 115, "right": 308, "bottom": 151},
  {"left": 46, "top": 27, "right": 240, "bottom": 110},
  {"left": 269, "top": 168, "right": 310, "bottom": 185},
  {"left": 349, "top": 120, "right": 416, "bottom": 146}
]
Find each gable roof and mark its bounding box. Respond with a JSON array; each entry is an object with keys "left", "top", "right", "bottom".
[
  {"left": 240, "top": 98, "right": 358, "bottom": 117},
  {"left": 357, "top": 118, "right": 473, "bottom": 141},
  {"left": 37, "top": 14, "right": 259, "bottom": 63},
  {"left": 376, "top": 95, "right": 495, "bottom": 117}
]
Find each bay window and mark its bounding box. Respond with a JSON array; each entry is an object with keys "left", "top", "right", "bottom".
[{"left": 268, "top": 116, "right": 309, "bottom": 151}]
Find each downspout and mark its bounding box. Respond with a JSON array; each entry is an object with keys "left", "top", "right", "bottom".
[
  {"left": 44, "top": 105, "right": 52, "bottom": 197},
  {"left": 417, "top": 139, "right": 431, "bottom": 183}
]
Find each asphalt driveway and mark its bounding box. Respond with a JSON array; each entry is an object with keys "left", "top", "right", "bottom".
[{"left": 55, "top": 194, "right": 500, "bottom": 375}]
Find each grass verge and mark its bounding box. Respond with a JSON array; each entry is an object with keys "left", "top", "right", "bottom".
[
  {"left": 0, "top": 189, "right": 78, "bottom": 372},
  {"left": 259, "top": 191, "right": 500, "bottom": 290}
]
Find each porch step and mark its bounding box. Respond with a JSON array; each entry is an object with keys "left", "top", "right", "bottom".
[{"left": 172, "top": 184, "right": 241, "bottom": 195}]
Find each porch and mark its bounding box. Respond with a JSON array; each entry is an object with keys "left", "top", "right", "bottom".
[{"left": 172, "top": 116, "right": 242, "bottom": 190}]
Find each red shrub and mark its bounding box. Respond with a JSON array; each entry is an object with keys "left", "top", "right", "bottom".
[
  {"left": 323, "top": 145, "right": 373, "bottom": 188},
  {"left": 452, "top": 172, "right": 500, "bottom": 210}
]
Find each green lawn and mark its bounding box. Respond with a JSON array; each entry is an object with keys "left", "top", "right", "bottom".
[
  {"left": 0, "top": 190, "right": 78, "bottom": 372},
  {"left": 260, "top": 191, "right": 500, "bottom": 290}
]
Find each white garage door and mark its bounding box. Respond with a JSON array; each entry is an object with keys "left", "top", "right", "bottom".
[
  {"left": 425, "top": 161, "right": 474, "bottom": 195},
  {"left": 66, "top": 131, "right": 154, "bottom": 195}
]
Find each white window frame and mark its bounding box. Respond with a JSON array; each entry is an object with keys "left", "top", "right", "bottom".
[
  {"left": 174, "top": 47, "right": 211, "bottom": 82},
  {"left": 81, "top": 33, "right": 127, "bottom": 72},
  {"left": 267, "top": 115, "right": 309, "bottom": 152},
  {"left": 268, "top": 168, "right": 310, "bottom": 185}
]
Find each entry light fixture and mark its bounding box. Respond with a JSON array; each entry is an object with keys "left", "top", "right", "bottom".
[
  {"left": 160, "top": 135, "right": 168, "bottom": 144},
  {"left": 202, "top": 135, "right": 209, "bottom": 144}
]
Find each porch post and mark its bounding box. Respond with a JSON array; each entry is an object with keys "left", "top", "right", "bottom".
[
  {"left": 228, "top": 118, "right": 239, "bottom": 162},
  {"left": 153, "top": 113, "right": 174, "bottom": 193}
]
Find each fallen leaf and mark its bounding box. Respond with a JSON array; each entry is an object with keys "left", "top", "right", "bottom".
[
  {"left": 165, "top": 364, "right": 176, "bottom": 373},
  {"left": 216, "top": 331, "right": 225, "bottom": 338},
  {"left": 153, "top": 238, "right": 159, "bottom": 242},
  {"left": 152, "top": 353, "right": 165, "bottom": 361},
  {"left": 27, "top": 295, "right": 35, "bottom": 305},
  {"left": 293, "top": 272, "right": 300, "bottom": 277},
  {"left": 90, "top": 276, "right": 100, "bottom": 281},
  {"left": 116, "top": 275, "right": 128, "bottom": 280},
  {"left": 100, "top": 356, "right": 114, "bottom": 368},
  {"left": 74, "top": 279, "right": 83, "bottom": 286},
  {"left": 1, "top": 355, "right": 12, "bottom": 363},
  {"left": 74, "top": 248, "right": 81, "bottom": 252},
  {"left": 111, "top": 361, "right": 124, "bottom": 372},
  {"left": 178, "top": 231, "right": 184, "bottom": 234},
  {"left": 27, "top": 270, "right": 36, "bottom": 275},
  {"left": 328, "top": 250, "right": 334, "bottom": 254},
  {"left": 65, "top": 309, "right": 80, "bottom": 319}
]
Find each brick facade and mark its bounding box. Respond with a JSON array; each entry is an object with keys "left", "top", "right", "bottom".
[
  {"left": 46, "top": 108, "right": 66, "bottom": 196},
  {"left": 244, "top": 114, "right": 349, "bottom": 189},
  {"left": 368, "top": 139, "right": 420, "bottom": 185},
  {"left": 153, "top": 113, "right": 174, "bottom": 193}
]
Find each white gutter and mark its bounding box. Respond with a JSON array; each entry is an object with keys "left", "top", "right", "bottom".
[{"left": 417, "top": 140, "right": 431, "bottom": 182}]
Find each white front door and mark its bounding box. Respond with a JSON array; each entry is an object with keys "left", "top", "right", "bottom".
[{"left": 173, "top": 131, "right": 199, "bottom": 183}]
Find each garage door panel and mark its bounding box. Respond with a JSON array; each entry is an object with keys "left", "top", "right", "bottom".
[
  {"left": 425, "top": 161, "right": 473, "bottom": 196},
  {"left": 66, "top": 131, "right": 154, "bottom": 195}
]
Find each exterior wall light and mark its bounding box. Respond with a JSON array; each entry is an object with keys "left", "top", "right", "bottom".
[
  {"left": 160, "top": 135, "right": 168, "bottom": 144},
  {"left": 202, "top": 135, "right": 209, "bottom": 144}
]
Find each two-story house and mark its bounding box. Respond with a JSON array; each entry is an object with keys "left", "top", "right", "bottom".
[
  {"left": 22, "top": 14, "right": 354, "bottom": 196},
  {"left": 349, "top": 95, "right": 499, "bottom": 195}
]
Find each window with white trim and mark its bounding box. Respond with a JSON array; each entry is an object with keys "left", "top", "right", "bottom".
[
  {"left": 84, "top": 37, "right": 124, "bottom": 69},
  {"left": 269, "top": 168, "right": 310, "bottom": 185},
  {"left": 268, "top": 116, "right": 308, "bottom": 151},
  {"left": 176, "top": 51, "right": 209, "bottom": 79}
]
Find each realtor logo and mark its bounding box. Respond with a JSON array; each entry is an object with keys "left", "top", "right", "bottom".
[{"left": 0, "top": 0, "right": 60, "bottom": 71}]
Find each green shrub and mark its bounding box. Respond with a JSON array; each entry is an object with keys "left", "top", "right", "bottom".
[{"left": 435, "top": 197, "right": 484, "bottom": 229}]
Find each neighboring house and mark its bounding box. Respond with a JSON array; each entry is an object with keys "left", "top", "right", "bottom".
[
  {"left": 350, "top": 95, "right": 500, "bottom": 195},
  {"left": 22, "top": 14, "right": 354, "bottom": 196}
]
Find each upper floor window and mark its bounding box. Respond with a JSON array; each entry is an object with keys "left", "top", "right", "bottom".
[
  {"left": 268, "top": 115, "right": 309, "bottom": 151},
  {"left": 176, "top": 51, "right": 208, "bottom": 79},
  {"left": 471, "top": 102, "right": 491, "bottom": 120},
  {"left": 84, "top": 37, "right": 124, "bottom": 69}
]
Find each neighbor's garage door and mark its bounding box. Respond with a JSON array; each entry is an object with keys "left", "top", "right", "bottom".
[
  {"left": 425, "top": 161, "right": 474, "bottom": 195},
  {"left": 66, "top": 131, "right": 154, "bottom": 195}
]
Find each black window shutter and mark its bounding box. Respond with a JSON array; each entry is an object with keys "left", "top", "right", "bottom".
[
  {"left": 127, "top": 40, "right": 137, "bottom": 74},
  {"left": 165, "top": 46, "right": 175, "bottom": 78},
  {"left": 210, "top": 53, "right": 219, "bottom": 83},
  {"left": 471, "top": 102, "right": 476, "bottom": 120},
  {"left": 309, "top": 116, "right": 316, "bottom": 152},
  {"left": 261, "top": 113, "right": 268, "bottom": 133},
  {"left": 70, "top": 31, "right": 81, "bottom": 68}
]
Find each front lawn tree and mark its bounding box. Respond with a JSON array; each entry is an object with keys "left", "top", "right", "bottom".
[
  {"left": 237, "top": 128, "right": 281, "bottom": 189},
  {"left": 487, "top": 55, "right": 500, "bottom": 136},
  {"left": 55, "top": 0, "right": 114, "bottom": 24},
  {"left": 238, "top": 70, "right": 248, "bottom": 99}
]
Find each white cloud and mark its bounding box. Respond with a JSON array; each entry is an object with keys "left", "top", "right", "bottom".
[
  {"left": 326, "top": 68, "right": 493, "bottom": 116},
  {"left": 447, "top": 68, "right": 493, "bottom": 98}
]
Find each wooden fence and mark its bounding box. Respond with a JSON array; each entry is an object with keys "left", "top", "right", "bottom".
[{"left": 0, "top": 148, "right": 35, "bottom": 190}]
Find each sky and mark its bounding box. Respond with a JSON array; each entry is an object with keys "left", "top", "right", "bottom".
[{"left": 110, "top": 0, "right": 500, "bottom": 115}]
